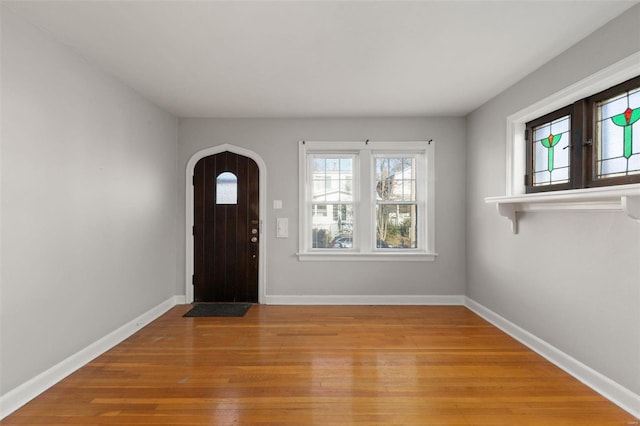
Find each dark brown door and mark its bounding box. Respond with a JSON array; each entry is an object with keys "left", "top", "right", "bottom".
[{"left": 193, "top": 151, "right": 259, "bottom": 303}]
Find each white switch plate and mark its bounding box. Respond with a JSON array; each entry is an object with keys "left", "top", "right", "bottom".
[
  {"left": 276, "top": 218, "right": 288, "bottom": 238},
  {"left": 273, "top": 200, "right": 283, "bottom": 209}
]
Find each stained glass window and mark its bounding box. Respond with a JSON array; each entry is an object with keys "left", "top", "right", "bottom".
[
  {"left": 216, "top": 172, "right": 237, "bottom": 204},
  {"left": 526, "top": 75, "right": 640, "bottom": 193},
  {"left": 595, "top": 87, "right": 640, "bottom": 179},
  {"left": 532, "top": 115, "right": 571, "bottom": 186}
]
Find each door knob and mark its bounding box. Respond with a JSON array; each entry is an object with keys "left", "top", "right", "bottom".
[{"left": 251, "top": 236, "right": 258, "bottom": 243}]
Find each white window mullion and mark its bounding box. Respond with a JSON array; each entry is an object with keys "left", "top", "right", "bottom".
[
  {"left": 356, "top": 149, "right": 371, "bottom": 251},
  {"left": 299, "top": 142, "right": 309, "bottom": 252},
  {"left": 423, "top": 146, "right": 435, "bottom": 253},
  {"left": 415, "top": 152, "right": 425, "bottom": 252}
]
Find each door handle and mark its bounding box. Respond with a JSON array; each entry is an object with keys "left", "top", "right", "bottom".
[{"left": 251, "top": 236, "right": 258, "bottom": 243}]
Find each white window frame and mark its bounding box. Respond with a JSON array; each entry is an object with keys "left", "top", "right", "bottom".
[
  {"left": 308, "top": 151, "right": 359, "bottom": 250},
  {"left": 298, "top": 140, "right": 437, "bottom": 261}
]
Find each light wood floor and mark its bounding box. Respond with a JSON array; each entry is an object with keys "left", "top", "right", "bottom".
[{"left": 3, "top": 305, "right": 637, "bottom": 425}]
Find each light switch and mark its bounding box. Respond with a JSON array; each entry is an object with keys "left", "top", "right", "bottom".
[
  {"left": 276, "top": 218, "right": 288, "bottom": 238},
  {"left": 273, "top": 200, "right": 283, "bottom": 209}
]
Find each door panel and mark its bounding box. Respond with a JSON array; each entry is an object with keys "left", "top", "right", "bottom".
[{"left": 194, "top": 151, "right": 259, "bottom": 302}]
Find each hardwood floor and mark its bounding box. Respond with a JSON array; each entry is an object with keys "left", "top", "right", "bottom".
[{"left": 2, "top": 305, "right": 637, "bottom": 425}]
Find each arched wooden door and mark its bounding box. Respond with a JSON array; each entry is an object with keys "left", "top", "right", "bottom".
[{"left": 193, "top": 151, "right": 259, "bottom": 302}]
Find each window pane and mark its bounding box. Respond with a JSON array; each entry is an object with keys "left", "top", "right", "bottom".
[
  {"left": 375, "top": 204, "right": 417, "bottom": 249},
  {"left": 532, "top": 115, "right": 571, "bottom": 186},
  {"left": 339, "top": 158, "right": 352, "bottom": 171},
  {"left": 375, "top": 157, "right": 416, "bottom": 201},
  {"left": 311, "top": 156, "right": 353, "bottom": 202},
  {"left": 216, "top": 172, "right": 237, "bottom": 204},
  {"left": 313, "top": 158, "right": 326, "bottom": 172},
  {"left": 596, "top": 87, "right": 640, "bottom": 178},
  {"left": 313, "top": 204, "right": 327, "bottom": 216},
  {"left": 313, "top": 178, "right": 326, "bottom": 201},
  {"left": 311, "top": 204, "right": 353, "bottom": 248}
]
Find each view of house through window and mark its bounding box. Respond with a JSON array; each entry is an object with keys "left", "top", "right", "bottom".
[
  {"left": 309, "top": 154, "right": 421, "bottom": 250},
  {"left": 375, "top": 157, "right": 417, "bottom": 248},
  {"left": 300, "top": 140, "right": 435, "bottom": 259},
  {"left": 310, "top": 156, "right": 354, "bottom": 248}
]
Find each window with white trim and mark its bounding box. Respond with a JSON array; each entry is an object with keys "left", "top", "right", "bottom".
[
  {"left": 486, "top": 55, "right": 640, "bottom": 234},
  {"left": 525, "top": 75, "right": 640, "bottom": 193},
  {"left": 298, "top": 141, "right": 436, "bottom": 261},
  {"left": 503, "top": 54, "right": 640, "bottom": 197}
]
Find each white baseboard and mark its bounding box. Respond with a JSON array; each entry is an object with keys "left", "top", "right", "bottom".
[
  {"left": 264, "top": 294, "right": 465, "bottom": 305},
  {"left": 464, "top": 297, "right": 640, "bottom": 419},
  {"left": 0, "top": 295, "right": 184, "bottom": 420}
]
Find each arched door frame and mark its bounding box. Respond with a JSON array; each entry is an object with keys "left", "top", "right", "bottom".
[{"left": 185, "top": 144, "right": 267, "bottom": 303}]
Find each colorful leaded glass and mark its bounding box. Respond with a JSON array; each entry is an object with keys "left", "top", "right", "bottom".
[
  {"left": 596, "top": 88, "right": 640, "bottom": 178},
  {"left": 532, "top": 115, "right": 571, "bottom": 186}
]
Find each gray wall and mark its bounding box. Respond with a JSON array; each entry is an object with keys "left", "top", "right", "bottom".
[
  {"left": 178, "top": 118, "right": 466, "bottom": 298},
  {"left": 466, "top": 5, "right": 640, "bottom": 394},
  {"left": 0, "top": 10, "right": 179, "bottom": 394}
]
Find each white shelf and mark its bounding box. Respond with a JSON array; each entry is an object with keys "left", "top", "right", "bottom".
[{"left": 485, "top": 184, "right": 640, "bottom": 234}]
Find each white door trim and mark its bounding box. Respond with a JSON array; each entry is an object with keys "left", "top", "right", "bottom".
[{"left": 185, "top": 144, "right": 267, "bottom": 303}]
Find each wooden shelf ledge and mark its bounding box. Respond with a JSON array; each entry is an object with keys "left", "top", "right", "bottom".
[{"left": 485, "top": 184, "right": 640, "bottom": 234}]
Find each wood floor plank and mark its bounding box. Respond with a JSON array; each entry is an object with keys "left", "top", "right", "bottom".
[{"left": 2, "top": 305, "right": 637, "bottom": 425}]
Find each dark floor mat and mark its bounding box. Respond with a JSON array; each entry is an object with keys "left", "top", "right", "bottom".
[{"left": 183, "top": 303, "right": 251, "bottom": 317}]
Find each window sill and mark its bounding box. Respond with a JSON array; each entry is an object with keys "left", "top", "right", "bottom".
[
  {"left": 485, "top": 183, "right": 640, "bottom": 234},
  {"left": 296, "top": 251, "right": 438, "bottom": 262}
]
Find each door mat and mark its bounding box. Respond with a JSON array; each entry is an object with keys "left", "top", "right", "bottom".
[{"left": 183, "top": 303, "right": 251, "bottom": 317}]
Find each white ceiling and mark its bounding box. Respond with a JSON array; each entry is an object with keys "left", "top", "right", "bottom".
[{"left": 4, "top": 1, "right": 638, "bottom": 118}]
